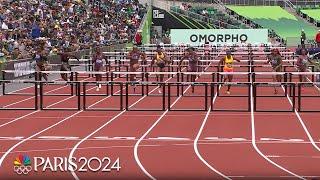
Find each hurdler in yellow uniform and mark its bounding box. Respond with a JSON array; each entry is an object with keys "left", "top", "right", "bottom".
[
  {"left": 223, "top": 55, "right": 234, "bottom": 72},
  {"left": 155, "top": 51, "right": 166, "bottom": 68},
  {"left": 218, "top": 50, "right": 240, "bottom": 95},
  {"left": 152, "top": 45, "right": 168, "bottom": 93}
]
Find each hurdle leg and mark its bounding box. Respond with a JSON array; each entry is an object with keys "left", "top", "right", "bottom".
[
  {"left": 2, "top": 71, "right": 5, "bottom": 95},
  {"left": 111, "top": 73, "right": 114, "bottom": 95},
  {"left": 83, "top": 82, "right": 87, "bottom": 110},
  {"left": 106, "top": 73, "right": 109, "bottom": 96},
  {"left": 210, "top": 83, "right": 214, "bottom": 111},
  {"left": 70, "top": 72, "right": 74, "bottom": 96},
  {"left": 34, "top": 81, "right": 38, "bottom": 110},
  {"left": 298, "top": 84, "right": 302, "bottom": 112}
]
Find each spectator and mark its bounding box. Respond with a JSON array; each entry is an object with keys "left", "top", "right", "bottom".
[
  {"left": 301, "top": 29, "right": 306, "bottom": 48},
  {"left": 0, "top": 0, "right": 146, "bottom": 60},
  {"left": 316, "top": 30, "right": 320, "bottom": 48},
  {"left": 201, "top": 8, "right": 208, "bottom": 16},
  {"left": 135, "top": 30, "right": 142, "bottom": 46}
]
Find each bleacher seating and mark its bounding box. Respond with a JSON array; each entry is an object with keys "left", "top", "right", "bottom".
[
  {"left": 227, "top": 6, "right": 318, "bottom": 45},
  {"left": 299, "top": 8, "right": 320, "bottom": 27}
]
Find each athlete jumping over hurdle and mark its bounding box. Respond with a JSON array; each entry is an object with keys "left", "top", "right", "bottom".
[
  {"left": 179, "top": 47, "right": 199, "bottom": 92},
  {"left": 58, "top": 47, "right": 79, "bottom": 82},
  {"left": 204, "top": 42, "right": 210, "bottom": 61},
  {"left": 92, "top": 47, "right": 107, "bottom": 91},
  {"left": 33, "top": 47, "right": 49, "bottom": 85},
  {"left": 266, "top": 48, "right": 283, "bottom": 94},
  {"left": 151, "top": 45, "right": 169, "bottom": 93},
  {"left": 218, "top": 50, "right": 240, "bottom": 95},
  {"left": 296, "top": 48, "right": 316, "bottom": 84},
  {"left": 127, "top": 46, "right": 146, "bottom": 88}
]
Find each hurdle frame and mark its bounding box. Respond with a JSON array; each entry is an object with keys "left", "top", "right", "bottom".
[
  {"left": 0, "top": 80, "right": 38, "bottom": 110},
  {"left": 82, "top": 81, "right": 124, "bottom": 111},
  {"left": 39, "top": 81, "right": 81, "bottom": 110}
]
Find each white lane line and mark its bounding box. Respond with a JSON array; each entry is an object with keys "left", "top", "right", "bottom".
[
  {"left": 87, "top": 84, "right": 127, "bottom": 109},
  {"left": 0, "top": 77, "right": 57, "bottom": 97},
  {"left": 134, "top": 82, "right": 195, "bottom": 180},
  {"left": 69, "top": 69, "right": 183, "bottom": 180},
  {"left": 250, "top": 84, "right": 305, "bottom": 179},
  {"left": 0, "top": 111, "right": 82, "bottom": 167},
  {"left": 0, "top": 110, "right": 39, "bottom": 128},
  {"left": 0, "top": 66, "right": 89, "bottom": 97},
  {"left": 6, "top": 142, "right": 320, "bottom": 156},
  {"left": 45, "top": 86, "right": 96, "bottom": 108},
  {"left": 1, "top": 66, "right": 116, "bottom": 106},
  {"left": 281, "top": 86, "right": 320, "bottom": 152},
  {"left": 193, "top": 86, "right": 230, "bottom": 179},
  {"left": 2, "top": 144, "right": 163, "bottom": 155},
  {"left": 252, "top": 62, "right": 306, "bottom": 179},
  {"left": 134, "top": 65, "right": 216, "bottom": 180},
  {"left": 283, "top": 62, "right": 320, "bottom": 152},
  {"left": 0, "top": 73, "right": 123, "bottom": 168},
  {"left": 0, "top": 136, "right": 315, "bottom": 143},
  {"left": 0, "top": 85, "right": 34, "bottom": 97},
  {"left": 0, "top": 113, "right": 303, "bottom": 120},
  {"left": 193, "top": 49, "right": 243, "bottom": 178},
  {"left": 3, "top": 83, "right": 69, "bottom": 108},
  {"left": 0, "top": 69, "right": 123, "bottom": 127},
  {"left": 0, "top": 77, "right": 92, "bottom": 128},
  {"left": 1, "top": 76, "right": 65, "bottom": 108}
]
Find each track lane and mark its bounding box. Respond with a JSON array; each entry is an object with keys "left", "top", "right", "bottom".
[
  {"left": 0, "top": 68, "right": 124, "bottom": 178},
  {"left": 253, "top": 65, "right": 320, "bottom": 178},
  {"left": 194, "top": 61, "right": 305, "bottom": 178},
  {"left": 67, "top": 69, "right": 187, "bottom": 179},
  {"left": 134, "top": 66, "right": 229, "bottom": 179},
  {"left": 196, "top": 94, "right": 292, "bottom": 178}
]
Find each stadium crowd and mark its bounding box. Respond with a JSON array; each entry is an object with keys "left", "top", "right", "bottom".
[{"left": 0, "top": 0, "right": 147, "bottom": 61}]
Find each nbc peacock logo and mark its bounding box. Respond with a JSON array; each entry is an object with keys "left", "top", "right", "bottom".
[{"left": 13, "top": 155, "right": 32, "bottom": 175}]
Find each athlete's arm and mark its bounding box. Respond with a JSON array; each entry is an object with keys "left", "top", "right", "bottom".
[
  {"left": 195, "top": 54, "right": 200, "bottom": 62},
  {"left": 265, "top": 55, "right": 271, "bottom": 64},
  {"left": 307, "top": 56, "right": 315, "bottom": 64},
  {"left": 92, "top": 55, "right": 96, "bottom": 64},
  {"left": 234, "top": 57, "right": 241, "bottom": 62},
  {"left": 127, "top": 52, "right": 132, "bottom": 59},
  {"left": 140, "top": 52, "right": 147, "bottom": 64},
  {"left": 296, "top": 57, "right": 302, "bottom": 67},
  {"left": 274, "top": 57, "right": 283, "bottom": 70},
  {"left": 71, "top": 54, "right": 80, "bottom": 61},
  {"left": 151, "top": 54, "right": 156, "bottom": 66},
  {"left": 141, "top": 52, "right": 146, "bottom": 60},
  {"left": 163, "top": 53, "right": 169, "bottom": 63},
  {"left": 217, "top": 58, "right": 225, "bottom": 72},
  {"left": 218, "top": 58, "right": 224, "bottom": 67},
  {"left": 179, "top": 55, "right": 187, "bottom": 67}
]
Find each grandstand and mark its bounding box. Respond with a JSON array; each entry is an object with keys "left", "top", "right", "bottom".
[
  {"left": 299, "top": 8, "right": 320, "bottom": 27},
  {"left": 227, "top": 6, "right": 318, "bottom": 46},
  {"left": 301, "top": 9, "right": 320, "bottom": 21},
  {"left": 170, "top": 5, "right": 247, "bottom": 29},
  {"left": 169, "top": 8, "right": 213, "bottom": 29}
]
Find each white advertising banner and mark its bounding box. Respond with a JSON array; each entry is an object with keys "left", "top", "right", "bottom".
[
  {"left": 170, "top": 29, "right": 269, "bottom": 45},
  {"left": 13, "top": 61, "right": 35, "bottom": 77}
]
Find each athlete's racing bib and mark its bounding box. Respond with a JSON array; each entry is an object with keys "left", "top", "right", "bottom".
[{"left": 132, "top": 53, "right": 140, "bottom": 60}]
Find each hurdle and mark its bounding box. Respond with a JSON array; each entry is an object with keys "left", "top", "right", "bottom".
[{"left": 0, "top": 80, "right": 38, "bottom": 110}]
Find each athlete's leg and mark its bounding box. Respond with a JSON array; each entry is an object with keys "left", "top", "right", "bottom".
[{"left": 227, "top": 75, "right": 233, "bottom": 92}]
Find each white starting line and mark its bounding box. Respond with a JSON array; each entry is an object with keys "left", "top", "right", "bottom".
[{"left": 0, "top": 136, "right": 316, "bottom": 143}]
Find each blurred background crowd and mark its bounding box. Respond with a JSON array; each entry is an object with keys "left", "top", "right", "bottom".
[{"left": 0, "top": 0, "right": 147, "bottom": 61}]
